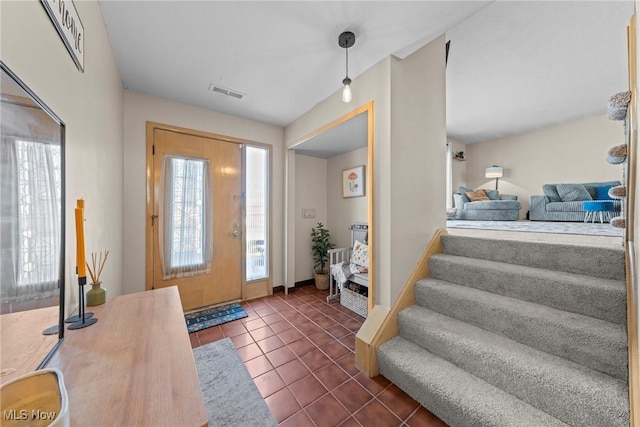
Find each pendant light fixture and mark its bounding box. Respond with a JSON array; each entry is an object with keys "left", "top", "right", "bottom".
[{"left": 338, "top": 31, "right": 355, "bottom": 103}]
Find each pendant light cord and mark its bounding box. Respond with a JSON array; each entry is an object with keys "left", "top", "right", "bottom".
[{"left": 345, "top": 47, "right": 349, "bottom": 79}]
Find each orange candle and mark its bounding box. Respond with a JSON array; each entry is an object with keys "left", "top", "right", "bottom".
[{"left": 75, "top": 200, "right": 86, "bottom": 277}]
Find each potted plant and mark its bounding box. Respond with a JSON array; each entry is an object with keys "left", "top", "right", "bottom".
[
  {"left": 310, "top": 223, "right": 333, "bottom": 290},
  {"left": 454, "top": 151, "right": 465, "bottom": 160}
]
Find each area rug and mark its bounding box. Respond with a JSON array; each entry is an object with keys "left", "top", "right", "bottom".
[
  {"left": 193, "top": 338, "right": 278, "bottom": 427},
  {"left": 446, "top": 219, "right": 624, "bottom": 237},
  {"left": 185, "top": 302, "right": 248, "bottom": 333}
]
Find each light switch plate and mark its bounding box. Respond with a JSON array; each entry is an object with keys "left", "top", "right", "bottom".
[{"left": 302, "top": 208, "right": 316, "bottom": 218}]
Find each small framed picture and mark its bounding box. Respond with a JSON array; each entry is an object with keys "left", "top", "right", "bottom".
[{"left": 342, "top": 165, "right": 365, "bottom": 198}]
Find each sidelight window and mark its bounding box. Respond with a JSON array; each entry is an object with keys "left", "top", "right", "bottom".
[{"left": 245, "top": 146, "right": 268, "bottom": 280}]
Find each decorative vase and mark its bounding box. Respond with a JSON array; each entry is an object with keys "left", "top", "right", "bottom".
[{"left": 86, "top": 282, "right": 106, "bottom": 306}]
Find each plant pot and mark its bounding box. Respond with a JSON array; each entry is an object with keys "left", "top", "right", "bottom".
[
  {"left": 314, "top": 272, "right": 329, "bottom": 291},
  {"left": 86, "top": 282, "right": 106, "bottom": 306}
]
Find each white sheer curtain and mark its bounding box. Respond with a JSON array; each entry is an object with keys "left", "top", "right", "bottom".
[
  {"left": 159, "top": 155, "right": 212, "bottom": 280},
  {"left": 1, "top": 136, "right": 61, "bottom": 302}
]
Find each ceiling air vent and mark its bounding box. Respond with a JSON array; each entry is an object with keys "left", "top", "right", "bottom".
[{"left": 208, "top": 83, "right": 245, "bottom": 100}]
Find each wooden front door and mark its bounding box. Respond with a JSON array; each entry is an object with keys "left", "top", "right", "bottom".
[{"left": 150, "top": 127, "right": 242, "bottom": 310}]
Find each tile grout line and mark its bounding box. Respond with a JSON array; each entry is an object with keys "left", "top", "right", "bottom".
[{"left": 190, "top": 286, "right": 442, "bottom": 426}]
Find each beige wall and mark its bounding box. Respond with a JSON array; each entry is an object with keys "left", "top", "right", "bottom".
[
  {"left": 123, "top": 91, "right": 284, "bottom": 295},
  {"left": 285, "top": 35, "right": 446, "bottom": 309},
  {"left": 294, "top": 154, "right": 327, "bottom": 282},
  {"left": 632, "top": 4, "right": 640, "bottom": 417},
  {"left": 388, "top": 36, "right": 446, "bottom": 305},
  {"left": 465, "top": 114, "right": 623, "bottom": 217},
  {"left": 449, "top": 138, "right": 467, "bottom": 202},
  {"left": 284, "top": 56, "right": 391, "bottom": 295},
  {"left": 293, "top": 147, "right": 368, "bottom": 283},
  {"left": 327, "top": 147, "right": 369, "bottom": 249},
  {"left": 1, "top": 1, "right": 124, "bottom": 314}
]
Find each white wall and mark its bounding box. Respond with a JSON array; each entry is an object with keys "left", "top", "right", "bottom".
[
  {"left": 1, "top": 1, "right": 124, "bottom": 314},
  {"left": 327, "top": 147, "right": 369, "bottom": 249},
  {"left": 465, "top": 114, "right": 623, "bottom": 217},
  {"left": 294, "top": 154, "right": 327, "bottom": 282},
  {"left": 122, "top": 91, "right": 284, "bottom": 295}
]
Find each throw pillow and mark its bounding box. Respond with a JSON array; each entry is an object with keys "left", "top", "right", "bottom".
[
  {"left": 594, "top": 185, "right": 614, "bottom": 200},
  {"left": 465, "top": 189, "right": 490, "bottom": 202},
  {"left": 458, "top": 186, "right": 474, "bottom": 203},
  {"left": 556, "top": 183, "right": 593, "bottom": 202},
  {"left": 350, "top": 240, "right": 369, "bottom": 269},
  {"left": 542, "top": 184, "right": 562, "bottom": 202},
  {"left": 485, "top": 189, "right": 500, "bottom": 200}
]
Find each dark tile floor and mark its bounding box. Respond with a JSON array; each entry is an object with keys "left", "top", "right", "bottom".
[{"left": 190, "top": 284, "right": 447, "bottom": 427}]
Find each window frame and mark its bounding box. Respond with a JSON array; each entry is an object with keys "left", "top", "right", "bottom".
[{"left": 244, "top": 144, "right": 270, "bottom": 283}]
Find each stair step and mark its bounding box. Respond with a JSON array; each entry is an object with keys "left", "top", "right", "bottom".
[
  {"left": 397, "top": 306, "right": 629, "bottom": 426},
  {"left": 377, "top": 336, "right": 568, "bottom": 427},
  {"left": 440, "top": 234, "right": 625, "bottom": 280},
  {"left": 415, "top": 279, "right": 628, "bottom": 380},
  {"left": 429, "top": 254, "right": 627, "bottom": 324}
]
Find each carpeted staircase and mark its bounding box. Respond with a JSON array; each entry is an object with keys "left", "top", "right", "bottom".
[{"left": 378, "top": 234, "right": 629, "bottom": 426}]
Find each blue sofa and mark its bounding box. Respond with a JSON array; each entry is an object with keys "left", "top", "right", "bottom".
[
  {"left": 529, "top": 181, "right": 622, "bottom": 222},
  {"left": 453, "top": 187, "right": 521, "bottom": 221}
]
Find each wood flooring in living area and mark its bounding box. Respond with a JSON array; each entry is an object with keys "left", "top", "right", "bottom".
[{"left": 189, "top": 284, "right": 447, "bottom": 427}]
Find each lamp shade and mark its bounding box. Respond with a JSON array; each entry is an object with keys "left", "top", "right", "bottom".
[{"left": 485, "top": 166, "right": 503, "bottom": 179}]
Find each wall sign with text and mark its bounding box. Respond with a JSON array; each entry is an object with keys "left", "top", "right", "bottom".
[{"left": 41, "top": 0, "right": 84, "bottom": 72}]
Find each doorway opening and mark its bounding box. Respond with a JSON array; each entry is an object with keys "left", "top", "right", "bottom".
[{"left": 285, "top": 101, "right": 374, "bottom": 314}]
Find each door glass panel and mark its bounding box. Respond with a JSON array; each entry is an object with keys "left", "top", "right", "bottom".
[
  {"left": 246, "top": 146, "right": 268, "bottom": 280},
  {"left": 160, "top": 156, "right": 212, "bottom": 279}
]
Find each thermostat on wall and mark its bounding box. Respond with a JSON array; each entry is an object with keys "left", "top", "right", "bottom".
[{"left": 302, "top": 208, "right": 316, "bottom": 219}]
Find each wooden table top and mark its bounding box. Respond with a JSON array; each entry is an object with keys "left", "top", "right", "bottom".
[
  {"left": 14, "top": 286, "right": 207, "bottom": 427},
  {"left": 1, "top": 306, "right": 59, "bottom": 384}
]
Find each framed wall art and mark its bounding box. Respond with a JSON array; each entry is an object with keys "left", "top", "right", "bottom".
[{"left": 342, "top": 165, "right": 365, "bottom": 198}]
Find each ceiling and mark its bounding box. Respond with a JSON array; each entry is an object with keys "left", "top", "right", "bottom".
[
  {"left": 446, "top": 1, "right": 634, "bottom": 144},
  {"left": 293, "top": 111, "right": 368, "bottom": 159},
  {"left": 100, "top": 0, "right": 635, "bottom": 152}
]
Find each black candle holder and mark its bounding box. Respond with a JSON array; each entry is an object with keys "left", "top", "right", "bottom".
[
  {"left": 42, "top": 325, "right": 59, "bottom": 335},
  {"left": 67, "top": 276, "right": 98, "bottom": 330}
]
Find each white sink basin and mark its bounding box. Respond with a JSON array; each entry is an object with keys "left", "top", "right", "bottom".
[{"left": 1, "top": 368, "right": 69, "bottom": 427}]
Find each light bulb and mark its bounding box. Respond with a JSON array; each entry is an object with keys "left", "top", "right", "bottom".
[{"left": 342, "top": 78, "right": 352, "bottom": 103}]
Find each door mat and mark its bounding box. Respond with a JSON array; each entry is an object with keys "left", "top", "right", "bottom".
[{"left": 185, "top": 302, "right": 248, "bottom": 333}]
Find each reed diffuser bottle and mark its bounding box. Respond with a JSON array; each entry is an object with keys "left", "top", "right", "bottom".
[{"left": 86, "top": 249, "right": 109, "bottom": 306}]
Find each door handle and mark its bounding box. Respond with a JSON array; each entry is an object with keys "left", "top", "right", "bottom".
[{"left": 232, "top": 230, "right": 241, "bottom": 237}]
